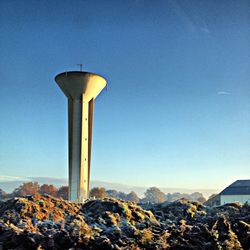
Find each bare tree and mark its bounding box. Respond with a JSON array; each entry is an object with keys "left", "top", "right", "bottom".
[
  {"left": 117, "top": 191, "right": 127, "bottom": 200},
  {"left": 144, "top": 187, "right": 166, "bottom": 204},
  {"left": 0, "top": 188, "right": 7, "bottom": 200},
  {"left": 106, "top": 189, "right": 119, "bottom": 198},
  {"left": 208, "top": 194, "right": 218, "bottom": 200},
  {"left": 125, "top": 191, "right": 140, "bottom": 203}
]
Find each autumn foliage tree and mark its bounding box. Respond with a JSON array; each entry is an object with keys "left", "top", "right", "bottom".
[
  {"left": 89, "top": 187, "right": 106, "bottom": 199},
  {"left": 57, "top": 186, "right": 69, "bottom": 200},
  {"left": 39, "top": 184, "right": 57, "bottom": 197},
  {"left": 12, "top": 182, "right": 39, "bottom": 197}
]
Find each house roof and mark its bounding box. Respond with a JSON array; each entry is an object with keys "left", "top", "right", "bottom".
[{"left": 220, "top": 180, "right": 250, "bottom": 195}]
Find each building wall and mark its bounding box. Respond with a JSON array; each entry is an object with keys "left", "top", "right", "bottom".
[{"left": 220, "top": 195, "right": 250, "bottom": 205}]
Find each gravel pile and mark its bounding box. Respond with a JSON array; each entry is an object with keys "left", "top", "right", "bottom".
[{"left": 0, "top": 195, "right": 249, "bottom": 249}]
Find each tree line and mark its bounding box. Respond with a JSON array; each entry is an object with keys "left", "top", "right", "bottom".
[
  {"left": 0, "top": 182, "right": 69, "bottom": 200},
  {"left": 0, "top": 182, "right": 207, "bottom": 203}
]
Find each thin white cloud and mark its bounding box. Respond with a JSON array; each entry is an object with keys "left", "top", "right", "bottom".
[
  {"left": 170, "top": 1, "right": 211, "bottom": 35},
  {"left": 217, "top": 91, "right": 230, "bottom": 95},
  {"left": 170, "top": 1, "right": 196, "bottom": 33},
  {"left": 200, "top": 26, "right": 210, "bottom": 34},
  {"left": 0, "top": 175, "right": 30, "bottom": 182}
]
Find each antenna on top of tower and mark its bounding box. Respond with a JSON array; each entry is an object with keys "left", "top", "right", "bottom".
[{"left": 77, "top": 64, "right": 83, "bottom": 71}]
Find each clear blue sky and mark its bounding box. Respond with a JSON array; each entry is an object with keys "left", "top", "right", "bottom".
[{"left": 0, "top": 0, "right": 249, "bottom": 190}]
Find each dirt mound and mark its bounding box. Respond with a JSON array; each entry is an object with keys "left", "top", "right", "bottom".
[
  {"left": 0, "top": 195, "right": 249, "bottom": 249},
  {"left": 0, "top": 194, "right": 168, "bottom": 249},
  {"left": 141, "top": 198, "right": 250, "bottom": 249}
]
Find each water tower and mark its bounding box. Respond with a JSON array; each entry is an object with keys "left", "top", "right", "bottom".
[{"left": 55, "top": 71, "right": 107, "bottom": 202}]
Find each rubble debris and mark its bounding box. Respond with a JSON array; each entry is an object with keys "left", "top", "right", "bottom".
[{"left": 0, "top": 195, "right": 249, "bottom": 249}]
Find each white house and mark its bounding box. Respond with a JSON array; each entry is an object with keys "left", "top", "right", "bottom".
[{"left": 219, "top": 180, "right": 250, "bottom": 205}]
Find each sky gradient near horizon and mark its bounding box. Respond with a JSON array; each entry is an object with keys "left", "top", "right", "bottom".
[{"left": 0, "top": 0, "right": 249, "bottom": 191}]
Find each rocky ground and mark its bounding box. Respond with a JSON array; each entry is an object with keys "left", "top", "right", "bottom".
[{"left": 0, "top": 194, "right": 249, "bottom": 250}]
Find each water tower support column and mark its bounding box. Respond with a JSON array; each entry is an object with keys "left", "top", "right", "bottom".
[{"left": 55, "top": 71, "right": 106, "bottom": 202}]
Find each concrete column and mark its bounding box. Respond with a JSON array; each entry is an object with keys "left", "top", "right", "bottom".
[
  {"left": 88, "top": 99, "right": 94, "bottom": 193},
  {"left": 79, "top": 96, "right": 89, "bottom": 201},
  {"left": 68, "top": 99, "right": 82, "bottom": 202},
  {"left": 68, "top": 97, "right": 94, "bottom": 202}
]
